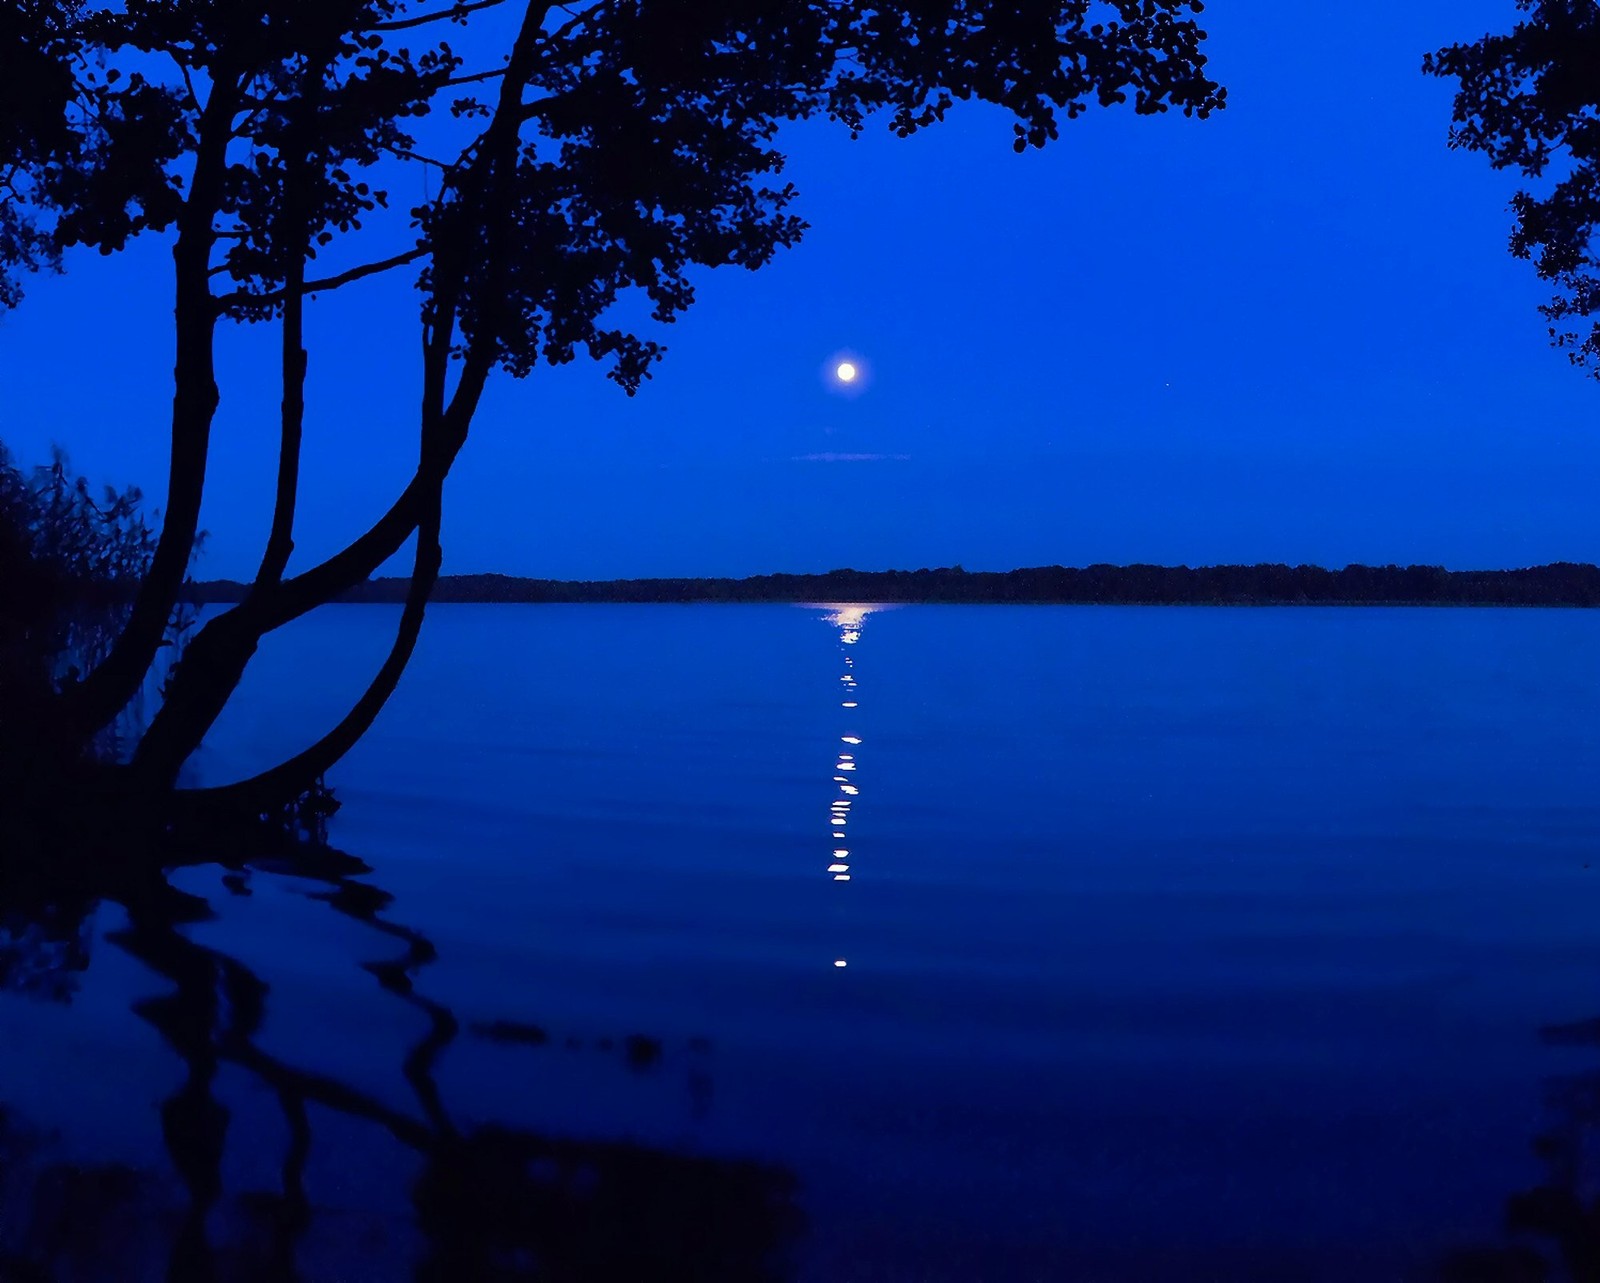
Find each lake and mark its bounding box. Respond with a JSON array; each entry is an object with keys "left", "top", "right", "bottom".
[{"left": 5, "top": 604, "right": 1600, "bottom": 1281}]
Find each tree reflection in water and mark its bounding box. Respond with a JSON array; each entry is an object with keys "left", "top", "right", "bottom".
[
  {"left": 1439, "top": 1016, "right": 1600, "bottom": 1283},
  {"left": 0, "top": 845, "right": 802, "bottom": 1282}
]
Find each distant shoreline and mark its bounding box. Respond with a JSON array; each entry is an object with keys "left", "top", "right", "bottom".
[{"left": 188, "top": 563, "right": 1600, "bottom": 607}]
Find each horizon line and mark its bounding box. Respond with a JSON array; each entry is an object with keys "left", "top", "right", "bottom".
[{"left": 190, "top": 560, "right": 1600, "bottom": 587}]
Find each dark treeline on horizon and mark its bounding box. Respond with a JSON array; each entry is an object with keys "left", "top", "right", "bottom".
[{"left": 189, "top": 562, "right": 1600, "bottom": 607}]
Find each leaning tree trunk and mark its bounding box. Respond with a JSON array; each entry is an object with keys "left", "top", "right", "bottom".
[
  {"left": 187, "top": 478, "right": 445, "bottom": 816},
  {"left": 132, "top": 184, "right": 314, "bottom": 790},
  {"left": 136, "top": 3, "right": 544, "bottom": 796},
  {"left": 50, "top": 78, "right": 240, "bottom": 755},
  {"left": 134, "top": 347, "right": 491, "bottom": 790}
]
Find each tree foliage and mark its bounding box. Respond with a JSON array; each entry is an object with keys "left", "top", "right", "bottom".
[
  {"left": 1426, "top": 1, "right": 1600, "bottom": 371},
  {"left": 6, "top": 1, "right": 1226, "bottom": 377},
  {"left": 0, "top": 1, "right": 1224, "bottom": 809}
]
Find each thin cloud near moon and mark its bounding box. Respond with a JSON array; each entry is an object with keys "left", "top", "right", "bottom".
[{"left": 792, "top": 452, "right": 911, "bottom": 463}]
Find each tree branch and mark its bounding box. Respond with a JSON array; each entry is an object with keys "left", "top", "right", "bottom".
[
  {"left": 260, "top": 346, "right": 493, "bottom": 632},
  {"left": 542, "top": 0, "right": 616, "bottom": 45},
  {"left": 137, "top": 0, "right": 550, "bottom": 785},
  {"left": 177, "top": 62, "right": 202, "bottom": 115},
  {"left": 385, "top": 145, "right": 455, "bottom": 169},
  {"left": 371, "top": 0, "right": 506, "bottom": 33},
  {"left": 307, "top": 248, "right": 428, "bottom": 294},
  {"left": 254, "top": 240, "right": 307, "bottom": 588},
  {"left": 189, "top": 478, "right": 446, "bottom": 813},
  {"left": 212, "top": 247, "right": 427, "bottom": 312},
  {"left": 55, "top": 73, "right": 242, "bottom": 745},
  {"left": 443, "top": 67, "right": 507, "bottom": 87},
  {"left": 230, "top": 74, "right": 298, "bottom": 140}
]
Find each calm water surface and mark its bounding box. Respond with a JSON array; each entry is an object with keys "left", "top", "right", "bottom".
[{"left": 6, "top": 604, "right": 1600, "bottom": 1281}]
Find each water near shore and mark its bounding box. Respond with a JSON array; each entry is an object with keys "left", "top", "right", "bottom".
[{"left": 5, "top": 604, "right": 1600, "bottom": 1280}]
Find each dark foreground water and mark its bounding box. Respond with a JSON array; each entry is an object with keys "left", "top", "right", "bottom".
[{"left": 6, "top": 605, "right": 1600, "bottom": 1281}]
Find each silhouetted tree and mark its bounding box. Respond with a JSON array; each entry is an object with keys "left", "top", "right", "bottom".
[
  {"left": 1426, "top": 2, "right": 1600, "bottom": 373},
  {"left": 0, "top": 1, "right": 1225, "bottom": 823}
]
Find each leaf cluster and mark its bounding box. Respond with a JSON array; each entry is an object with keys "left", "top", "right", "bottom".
[
  {"left": 439, "top": 0, "right": 1226, "bottom": 390},
  {"left": 0, "top": 1, "right": 82, "bottom": 306},
  {"left": 1427, "top": 1, "right": 1600, "bottom": 371},
  {"left": 1, "top": 1, "right": 459, "bottom": 314},
  {"left": 0, "top": 0, "right": 1224, "bottom": 390}
]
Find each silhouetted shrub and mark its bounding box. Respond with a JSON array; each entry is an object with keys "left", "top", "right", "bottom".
[{"left": 0, "top": 445, "right": 192, "bottom": 720}]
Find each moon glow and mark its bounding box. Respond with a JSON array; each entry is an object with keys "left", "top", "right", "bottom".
[{"left": 835, "top": 361, "right": 858, "bottom": 383}]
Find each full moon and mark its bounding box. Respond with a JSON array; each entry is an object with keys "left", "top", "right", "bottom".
[{"left": 835, "top": 361, "right": 858, "bottom": 383}]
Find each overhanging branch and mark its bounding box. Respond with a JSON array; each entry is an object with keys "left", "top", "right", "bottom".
[
  {"left": 371, "top": 0, "right": 506, "bottom": 33},
  {"left": 307, "top": 248, "right": 428, "bottom": 294},
  {"left": 212, "top": 247, "right": 427, "bottom": 312},
  {"left": 443, "top": 68, "right": 508, "bottom": 87}
]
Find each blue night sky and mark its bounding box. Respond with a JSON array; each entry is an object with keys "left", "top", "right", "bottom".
[{"left": 1, "top": 0, "right": 1596, "bottom": 580}]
